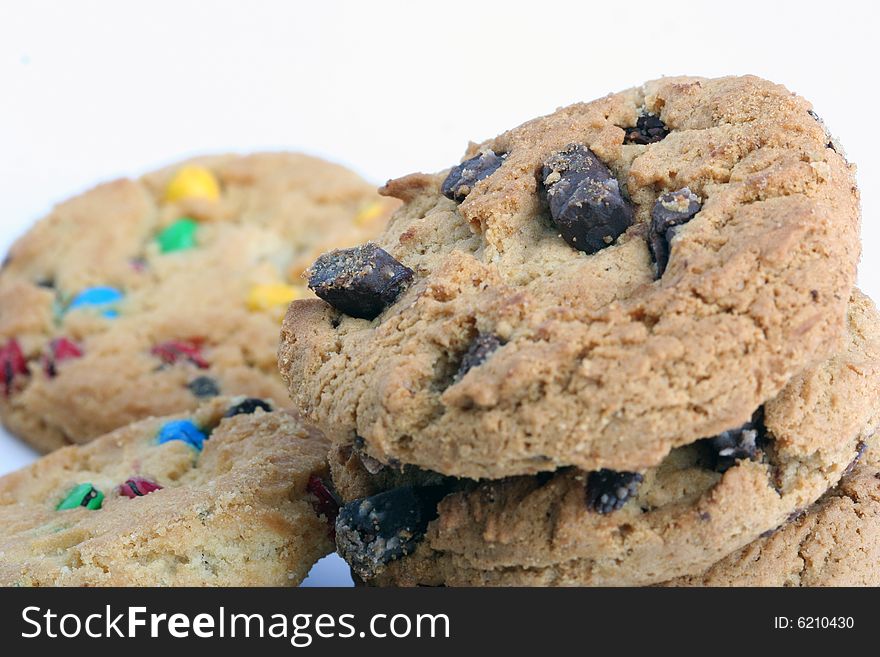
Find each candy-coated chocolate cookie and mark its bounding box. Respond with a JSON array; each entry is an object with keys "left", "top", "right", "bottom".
[
  {"left": 0, "top": 397, "right": 338, "bottom": 586},
  {"left": 0, "top": 153, "right": 396, "bottom": 451}
]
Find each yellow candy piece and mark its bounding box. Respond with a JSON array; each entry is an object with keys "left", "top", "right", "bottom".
[
  {"left": 354, "top": 201, "right": 386, "bottom": 227},
  {"left": 164, "top": 165, "right": 221, "bottom": 203},
  {"left": 247, "top": 284, "right": 303, "bottom": 312}
]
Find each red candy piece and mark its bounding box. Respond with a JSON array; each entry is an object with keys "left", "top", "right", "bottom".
[
  {"left": 151, "top": 340, "right": 209, "bottom": 369},
  {"left": 43, "top": 337, "right": 84, "bottom": 377},
  {"left": 307, "top": 474, "right": 340, "bottom": 539},
  {"left": 118, "top": 477, "right": 163, "bottom": 499},
  {"left": 1, "top": 339, "right": 28, "bottom": 396}
]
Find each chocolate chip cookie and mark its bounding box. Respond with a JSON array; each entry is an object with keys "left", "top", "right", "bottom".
[
  {"left": 0, "top": 397, "right": 338, "bottom": 586},
  {"left": 279, "top": 75, "right": 860, "bottom": 479},
  {"left": 663, "top": 442, "right": 880, "bottom": 587},
  {"left": 327, "top": 291, "right": 880, "bottom": 585},
  {"left": 0, "top": 153, "right": 396, "bottom": 452}
]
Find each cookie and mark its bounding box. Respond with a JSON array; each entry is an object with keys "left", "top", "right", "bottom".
[
  {"left": 0, "top": 153, "right": 396, "bottom": 452},
  {"left": 279, "top": 75, "right": 859, "bottom": 479},
  {"left": 328, "top": 292, "right": 880, "bottom": 585},
  {"left": 0, "top": 397, "right": 338, "bottom": 586},
  {"left": 663, "top": 442, "right": 880, "bottom": 587}
]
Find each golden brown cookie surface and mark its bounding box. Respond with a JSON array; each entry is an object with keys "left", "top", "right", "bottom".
[
  {"left": 663, "top": 443, "right": 880, "bottom": 587},
  {"left": 280, "top": 76, "right": 860, "bottom": 479},
  {"left": 329, "top": 293, "right": 880, "bottom": 586}
]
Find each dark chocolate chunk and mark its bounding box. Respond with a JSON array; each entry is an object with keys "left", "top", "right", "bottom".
[
  {"left": 623, "top": 113, "right": 669, "bottom": 145},
  {"left": 224, "top": 398, "right": 273, "bottom": 418},
  {"left": 308, "top": 243, "right": 414, "bottom": 320},
  {"left": 336, "top": 486, "right": 448, "bottom": 579},
  {"left": 542, "top": 145, "right": 634, "bottom": 254},
  {"left": 455, "top": 333, "right": 502, "bottom": 380},
  {"left": 187, "top": 376, "right": 221, "bottom": 398},
  {"left": 703, "top": 410, "right": 766, "bottom": 473},
  {"left": 586, "top": 470, "right": 643, "bottom": 514},
  {"left": 441, "top": 151, "right": 505, "bottom": 202},
  {"left": 648, "top": 187, "right": 701, "bottom": 276}
]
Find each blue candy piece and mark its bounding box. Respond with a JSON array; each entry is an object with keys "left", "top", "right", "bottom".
[
  {"left": 68, "top": 287, "right": 124, "bottom": 318},
  {"left": 156, "top": 419, "right": 207, "bottom": 451}
]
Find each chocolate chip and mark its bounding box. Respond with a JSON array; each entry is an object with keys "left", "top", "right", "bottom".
[
  {"left": 455, "top": 333, "right": 502, "bottom": 380},
  {"left": 187, "top": 376, "right": 221, "bottom": 398},
  {"left": 308, "top": 243, "right": 414, "bottom": 320},
  {"left": 702, "top": 410, "right": 766, "bottom": 473},
  {"left": 336, "top": 486, "right": 448, "bottom": 579},
  {"left": 648, "top": 187, "right": 701, "bottom": 276},
  {"left": 586, "top": 470, "right": 643, "bottom": 514},
  {"left": 623, "top": 113, "right": 669, "bottom": 145},
  {"left": 441, "top": 151, "right": 505, "bottom": 202},
  {"left": 542, "top": 145, "right": 634, "bottom": 254},
  {"left": 36, "top": 278, "right": 56, "bottom": 289},
  {"left": 224, "top": 398, "right": 273, "bottom": 418}
]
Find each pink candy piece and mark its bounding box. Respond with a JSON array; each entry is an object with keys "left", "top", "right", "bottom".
[
  {"left": 151, "top": 340, "right": 209, "bottom": 369},
  {"left": 43, "top": 337, "right": 84, "bottom": 377},
  {"left": 307, "top": 474, "right": 340, "bottom": 539},
  {"left": 117, "top": 477, "right": 163, "bottom": 499}
]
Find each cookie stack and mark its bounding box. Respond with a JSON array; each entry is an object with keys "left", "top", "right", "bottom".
[
  {"left": 279, "top": 75, "right": 880, "bottom": 586},
  {"left": 1, "top": 76, "right": 877, "bottom": 587}
]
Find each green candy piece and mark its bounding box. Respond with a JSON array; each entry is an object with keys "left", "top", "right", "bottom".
[
  {"left": 57, "top": 483, "right": 104, "bottom": 510},
  {"left": 157, "top": 218, "right": 198, "bottom": 253}
]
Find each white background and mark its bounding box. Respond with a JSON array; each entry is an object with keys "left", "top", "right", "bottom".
[{"left": 1, "top": 0, "right": 878, "bottom": 585}]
